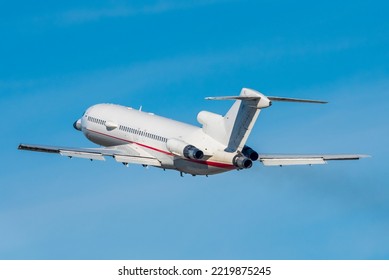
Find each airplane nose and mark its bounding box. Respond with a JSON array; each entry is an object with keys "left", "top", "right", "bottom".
[{"left": 73, "top": 119, "right": 82, "bottom": 131}]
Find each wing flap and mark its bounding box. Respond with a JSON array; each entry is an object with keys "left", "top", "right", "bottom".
[
  {"left": 261, "top": 158, "right": 326, "bottom": 166},
  {"left": 19, "top": 143, "right": 161, "bottom": 167},
  {"left": 114, "top": 155, "right": 161, "bottom": 166},
  {"left": 258, "top": 154, "right": 369, "bottom": 166},
  {"left": 60, "top": 150, "right": 105, "bottom": 161}
]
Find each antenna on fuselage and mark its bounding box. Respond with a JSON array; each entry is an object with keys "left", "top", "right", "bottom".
[{"left": 139, "top": 105, "right": 142, "bottom": 111}]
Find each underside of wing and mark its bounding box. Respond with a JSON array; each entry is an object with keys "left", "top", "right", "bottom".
[
  {"left": 18, "top": 143, "right": 161, "bottom": 167},
  {"left": 258, "top": 154, "right": 370, "bottom": 166}
]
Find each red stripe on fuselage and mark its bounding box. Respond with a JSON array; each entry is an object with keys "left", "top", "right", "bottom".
[
  {"left": 86, "top": 128, "right": 235, "bottom": 169},
  {"left": 189, "top": 159, "right": 236, "bottom": 169}
]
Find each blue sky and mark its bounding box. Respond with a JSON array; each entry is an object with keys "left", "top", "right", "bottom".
[{"left": 1, "top": 0, "right": 388, "bottom": 259}]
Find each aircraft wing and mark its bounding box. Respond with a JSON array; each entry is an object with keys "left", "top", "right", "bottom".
[
  {"left": 257, "top": 154, "right": 369, "bottom": 166},
  {"left": 18, "top": 143, "right": 162, "bottom": 167}
]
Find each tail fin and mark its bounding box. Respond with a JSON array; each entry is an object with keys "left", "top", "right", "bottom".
[
  {"left": 222, "top": 88, "right": 268, "bottom": 152},
  {"left": 200, "top": 88, "right": 270, "bottom": 152}
]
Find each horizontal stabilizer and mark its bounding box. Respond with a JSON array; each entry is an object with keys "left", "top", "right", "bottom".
[
  {"left": 206, "top": 95, "right": 327, "bottom": 104},
  {"left": 205, "top": 96, "right": 260, "bottom": 101},
  {"left": 268, "top": 96, "right": 327, "bottom": 104}
]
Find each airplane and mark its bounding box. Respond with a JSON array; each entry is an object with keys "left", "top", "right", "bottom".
[{"left": 18, "top": 88, "right": 368, "bottom": 176}]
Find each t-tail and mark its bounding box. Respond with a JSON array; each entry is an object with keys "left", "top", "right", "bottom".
[{"left": 200, "top": 88, "right": 327, "bottom": 152}]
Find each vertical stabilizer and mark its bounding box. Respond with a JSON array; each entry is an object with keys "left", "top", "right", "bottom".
[
  {"left": 202, "top": 88, "right": 271, "bottom": 152},
  {"left": 224, "top": 88, "right": 269, "bottom": 151}
]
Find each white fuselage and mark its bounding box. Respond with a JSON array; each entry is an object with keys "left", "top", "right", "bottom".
[
  {"left": 80, "top": 104, "right": 237, "bottom": 175},
  {"left": 19, "top": 88, "right": 366, "bottom": 175}
]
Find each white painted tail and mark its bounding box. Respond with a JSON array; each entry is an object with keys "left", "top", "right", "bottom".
[{"left": 199, "top": 88, "right": 271, "bottom": 152}]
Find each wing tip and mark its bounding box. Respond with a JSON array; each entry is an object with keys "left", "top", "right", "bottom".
[
  {"left": 18, "top": 144, "right": 28, "bottom": 150},
  {"left": 358, "top": 154, "right": 371, "bottom": 159}
]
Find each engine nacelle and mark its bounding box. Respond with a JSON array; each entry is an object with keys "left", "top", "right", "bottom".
[
  {"left": 197, "top": 111, "right": 226, "bottom": 145},
  {"left": 197, "top": 111, "right": 223, "bottom": 126},
  {"left": 166, "top": 139, "right": 204, "bottom": 160},
  {"left": 233, "top": 155, "right": 253, "bottom": 169},
  {"left": 242, "top": 145, "right": 259, "bottom": 161}
]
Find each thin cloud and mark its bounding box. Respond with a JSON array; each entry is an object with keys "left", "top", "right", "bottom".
[
  {"left": 1, "top": 37, "right": 365, "bottom": 107},
  {"left": 57, "top": 0, "right": 233, "bottom": 25}
]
